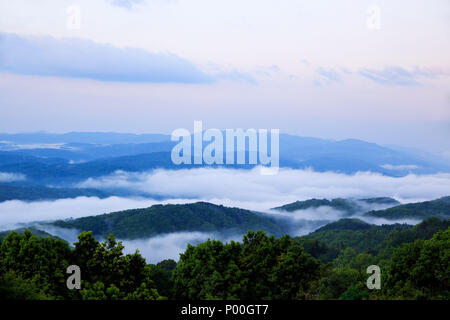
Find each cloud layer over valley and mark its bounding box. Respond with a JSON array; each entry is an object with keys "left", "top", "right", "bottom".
[
  {"left": 2, "top": 168, "right": 449, "bottom": 263},
  {"left": 78, "top": 167, "right": 450, "bottom": 207}
]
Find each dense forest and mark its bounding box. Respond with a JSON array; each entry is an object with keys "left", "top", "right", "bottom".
[
  {"left": 1, "top": 217, "right": 448, "bottom": 300},
  {"left": 364, "top": 196, "right": 450, "bottom": 219},
  {"left": 272, "top": 197, "right": 399, "bottom": 214},
  {"left": 50, "top": 202, "right": 288, "bottom": 239},
  {"left": 47, "top": 198, "right": 450, "bottom": 240}
]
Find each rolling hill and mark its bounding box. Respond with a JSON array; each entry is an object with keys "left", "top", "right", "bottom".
[
  {"left": 0, "top": 227, "right": 58, "bottom": 241},
  {"left": 49, "top": 202, "right": 287, "bottom": 239},
  {"left": 273, "top": 197, "right": 399, "bottom": 214},
  {"left": 364, "top": 196, "right": 450, "bottom": 220},
  {"left": 296, "top": 217, "right": 449, "bottom": 262},
  {"left": 0, "top": 183, "right": 111, "bottom": 202},
  {"left": 1, "top": 132, "right": 449, "bottom": 186}
]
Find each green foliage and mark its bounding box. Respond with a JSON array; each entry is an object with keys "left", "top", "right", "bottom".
[
  {"left": 0, "top": 230, "right": 72, "bottom": 299},
  {"left": 71, "top": 231, "right": 161, "bottom": 299},
  {"left": 273, "top": 198, "right": 360, "bottom": 214},
  {"left": 0, "top": 271, "right": 51, "bottom": 300},
  {"left": 273, "top": 197, "right": 399, "bottom": 214},
  {"left": 313, "top": 218, "right": 374, "bottom": 232},
  {"left": 295, "top": 238, "right": 340, "bottom": 263},
  {"left": 384, "top": 228, "right": 450, "bottom": 299},
  {"left": 148, "top": 264, "right": 173, "bottom": 298},
  {"left": 172, "top": 231, "right": 321, "bottom": 300},
  {"left": 156, "top": 259, "right": 177, "bottom": 278},
  {"left": 0, "top": 229, "right": 162, "bottom": 300},
  {"left": 302, "top": 224, "right": 410, "bottom": 254},
  {"left": 301, "top": 218, "right": 448, "bottom": 256},
  {"left": 0, "top": 220, "right": 448, "bottom": 300},
  {"left": 365, "top": 196, "right": 450, "bottom": 219},
  {"left": 0, "top": 227, "right": 59, "bottom": 241},
  {"left": 51, "top": 202, "right": 286, "bottom": 239}
]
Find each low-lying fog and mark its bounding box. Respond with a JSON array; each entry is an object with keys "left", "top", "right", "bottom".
[{"left": 1, "top": 168, "right": 448, "bottom": 263}]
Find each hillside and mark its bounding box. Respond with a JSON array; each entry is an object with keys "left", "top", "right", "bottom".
[
  {"left": 49, "top": 202, "right": 286, "bottom": 239},
  {"left": 300, "top": 217, "right": 449, "bottom": 258},
  {"left": 0, "top": 183, "right": 111, "bottom": 202},
  {"left": 0, "top": 227, "right": 58, "bottom": 241},
  {"left": 1, "top": 133, "right": 450, "bottom": 186},
  {"left": 273, "top": 197, "right": 399, "bottom": 214},
  {"left": 313, "top": 218, "right": 374, "bottom": 232},
  {"left": 364, "top": 196, "right": 450, "bottom": 220}
]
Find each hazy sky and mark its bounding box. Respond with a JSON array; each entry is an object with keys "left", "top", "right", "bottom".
[{"left": 0, "top": 0, "right": 449, "bottom": 153}]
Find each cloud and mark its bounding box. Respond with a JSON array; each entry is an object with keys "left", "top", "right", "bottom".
[
  {"left": 107, "top": 0, "right": 178, "bottom": 10},
  {"left": 35, "top": 225, "right": 242, "bottom": 263},
  {"left": 251, "top": 65, "right": 280, "bottom": 78},
  {"left": 358, "top": 66, "right": 438, "bottom": 86},
  {"left": 313, "top": 65, "right": 450, "bottom": 86},
  {"left": 0, "top": 196, "right": 197, "bottom": 230},
  {"left": 265, "top": 207, "right": 347, "bottom": 236},
  {"left": 77, "top": 167, "right": 450, "bottom": 208},
  {"left": 0, "top": 32, "right": 213, "bottom": 83},
  {"left": 216, "top": 70, "right": 256, "bottom": 83},
  {"left": 0, "top": 172, "right": 26, "bottom": 182},
  {"left": 315, "top": 67, "right": 342, "bottom": 84},
  {"left": 358, "top": 216, "right": 421, "bottom": 226},
  {"left": 300, "top": 59, "right": 310, "bottom": 66},
  {"left": 121, "top": 232, "right": 241, "bottom": 263},
  {"left": 2, "top": 168, "right": 450, "bottom": 242},
  {"left": 108, "top": 0, "right": 146, "bottom": 9},
  {"left": 2, "top": 167, "right": 448, "bottom": 262},
  {"left": 381, "top": 164, "right": 420, "bottom": 170},
  {"left": 0, "top": 143, "right": 68, "bottom": 151}
]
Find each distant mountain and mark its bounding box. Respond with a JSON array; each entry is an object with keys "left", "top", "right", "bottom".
[
  {"left": 49, "top": 202, "right": 287, "bottom": 239},
  {"left": 0, "top": 151, "right": 66, "bottom": 166},
  {"left": 364, "top": 196, "right": 450, "bottom": 220},
  {"left": 359, "top": 197, "right": 400, "bottom": 205},
  {"left": 279, "top": 136, "right": 450, "bottom": 175},
  {"left": 0, "top": 141, "right": 177, "bottom": 162},
  {"left": 0, "top": 183, "right": 111, "bottom": 202},
  {"left": 0, "top": 132, "right": 170, "bottom": 145},
  {"left": 0, "top": 150, "right": 290, "bottom": 185},
  {"left": 0, "top": 152, "right": 179, "bottom": 184},
  {"left": 312, "top": 218, "right": 374, "bottom": 232},
  {"left": 1, "top": 132, "right": 449, "bottom": 181},
  {"left": 273, "top": 197, "right": 399, "bottom": 215}
]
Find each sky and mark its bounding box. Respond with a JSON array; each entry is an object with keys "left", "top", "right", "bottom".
[{"left": 0, "top": 0, "right": 449, "bottom": 153}]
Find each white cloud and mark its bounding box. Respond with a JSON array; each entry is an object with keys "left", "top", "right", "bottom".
[
  {"left": 358, "top": 216, "right": 421, "bottom": 226},
  {"left": 2, "top": 167, "right": 449, "bottom": 230},
  {"left": 2, "top": 167, "right": 449, "bottom": 260},
  {"left": 78, "top": 167, "right": 450, "bottom": 208},
  {"left": 0, "top": 172, "right": 26, "bottom": 182},
  {"left": 0, "top": 196, "right": 196, "bottom": 230},
  {"left": 381, "top": 164, "right": 420, "bottom": 170},
  {"left": 108, "top": 0, "right": 146, "bottom": 10},
  {"left": 33, "top": 225, "right": 242, "bottom": 263},
  {"left": 121, "top": 232, "right": 241, "bottom": 263},
  {"left": 0, "top": 32, "right": 214, "bottom": 83}
]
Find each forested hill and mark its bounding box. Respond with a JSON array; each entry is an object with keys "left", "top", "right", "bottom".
[
  {"left": 0, "top": 183, "right": 111, "bottom": 202},
  {"left": 312, "top": 218, "right": 375, "bottom": 232},
  {"left": 364, "top": 196, "right": 450, "bottom": 220},
  {"left": 297, "top": 217, "right": 450, "bottom": 263},
  {"left": 50, "top": 202, "right": 286, "bottom": 239},
  {"left": 272, "top": 197, "right": 399, "bottom": 214},
  {"left": 0, "top": 227, "right": 57, "bottom": 241}
]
